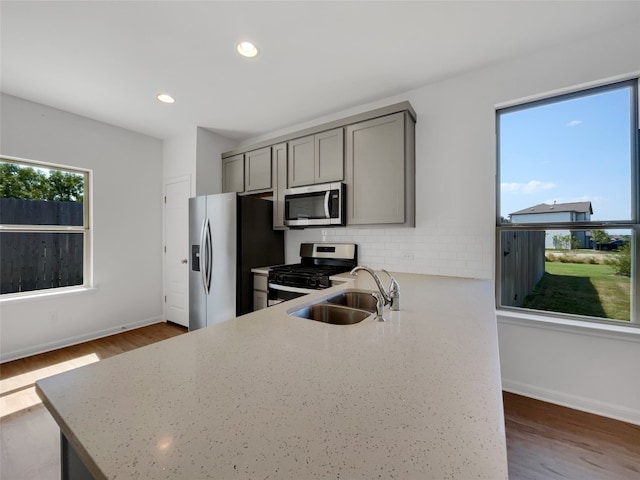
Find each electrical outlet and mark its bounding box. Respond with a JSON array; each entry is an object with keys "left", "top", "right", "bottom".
[{"left": 402, "top": 252, "right": 414, "bottom": 261}]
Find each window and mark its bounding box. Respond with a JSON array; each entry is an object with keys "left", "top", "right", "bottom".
[
  {"left": 0, "top": 157, "right": 90, "bottom": 296},
  {"left": 496, "top": 79, "right": 639, "bottom": 326}
]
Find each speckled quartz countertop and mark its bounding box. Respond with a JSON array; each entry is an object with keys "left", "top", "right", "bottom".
[
  {"left": 250, "top": 266, "right": 276, "bottom": 275},
  {"left": 36, "top": 273, "right": 508, "bottom": 479}
]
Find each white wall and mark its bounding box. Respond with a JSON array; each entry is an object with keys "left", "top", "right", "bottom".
[
  {"left": 195, "top": 127, "right": 237, "bottom": 196},
  {"left": 162, "top": 127, "right": 197, "bottom": 189},
  {"left": 498, "top": 316, "right": 640, "bottom": 424},
  {"left": 0, "top": 94, "right": 164, "bottom": 362},
  {"left": 242, "top": 22, "right": 640, "bottom": 423},
  {"left": 162, "top": 127, "right": 236, "bottom": 196}
]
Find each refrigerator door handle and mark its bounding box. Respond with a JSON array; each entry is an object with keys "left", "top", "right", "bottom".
[
  {"left": 204, "top": 217, "right": 212, "bottom": 295},
  {"left": 200, "top": 218, "right": 209, "bottom": 295},
  {"left": 199, "top": 218, "right": 206, "bottom": 294}
]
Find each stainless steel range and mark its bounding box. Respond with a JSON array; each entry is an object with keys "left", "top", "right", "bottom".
[{"left": 267, "top": 243, "right": 357, "bottom": 306}]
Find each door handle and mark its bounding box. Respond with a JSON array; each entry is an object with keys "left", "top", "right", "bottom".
[
  {"left": 204, "top": 218, "right": 212, "bottom": 295},
  {"left": 200, "top": 219, "right": 208, "bottom": 294},
  {"left": 181, "top": 259, "right": 188, "bottom": 264},
  {"left": 324, "top": 191, "right": 330, "bottom": 218}
]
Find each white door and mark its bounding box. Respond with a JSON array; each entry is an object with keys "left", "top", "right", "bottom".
[{"left": 164, "top": 176, "right": 191, "bottom": 327}]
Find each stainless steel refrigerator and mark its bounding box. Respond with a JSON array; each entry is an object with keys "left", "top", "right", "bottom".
[{"left": 189, "top": 193, "right": 284, "bottom": 331}]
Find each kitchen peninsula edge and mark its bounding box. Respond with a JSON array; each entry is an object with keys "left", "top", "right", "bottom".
[{"left": 36, "top": 273, "right": 508, "bottom": 479}]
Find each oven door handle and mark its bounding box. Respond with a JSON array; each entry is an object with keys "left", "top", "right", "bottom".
[{"left": 268, "top": 283, "right": 319, "bottom": 294}]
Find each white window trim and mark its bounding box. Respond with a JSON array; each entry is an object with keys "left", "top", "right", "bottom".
[
  {"left": 0, "top": 155, "right": 93, "bottom": 297},
  {"left": 495, "top": 78, "right": 640, "bottom": 327},
  {"left": 494, "top": 71, "right": 640, "bottom": 111},
  {"left": 497, "top": 309, "right": 640, "bottom": 344},
  {"left": 0, "top": 286, "right": 97, "bottom": 304}
]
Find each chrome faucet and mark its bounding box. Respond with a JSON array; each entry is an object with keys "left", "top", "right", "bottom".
[
  {"left": 371, "top": 291, "right": 386, "bottom": 322},
  {"left": 350, "top": 266, "right": 401, "bottom": 314},
  {"left": 381, "top": 269, "right": 400, "bottom": 311}
]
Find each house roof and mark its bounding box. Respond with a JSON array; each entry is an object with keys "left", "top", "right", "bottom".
[{"left": 510, "top": 201, "right": 593, "bottom": 216}]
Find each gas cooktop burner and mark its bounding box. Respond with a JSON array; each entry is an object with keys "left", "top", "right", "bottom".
[
  {"left": 268, "top": 243, "right": 358, "bottom": 291},
  {"left": 269, "top": 264, "right": 350, "bottom": 276}
]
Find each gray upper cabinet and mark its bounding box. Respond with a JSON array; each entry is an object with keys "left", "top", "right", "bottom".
[
  {"left": 287, "top": 135, "right": 315, "bottom": 187},
  {"left": 288, "top": 128, "right": 344, "bottom": 187},
  {"left": 345, "top": 112, "right": 415, "bottom": 226},
  {"left": 315, "top": 128, "right": 344, "bottom": 184},
  {"left": 272, "top": 142, "right": 288, "bottom": 229},
  {"left": 221, "top": 102, "right": 416, "bottom": 227},
  {"left": 245, "top": 147, "right": 272, "bottom": 192},
  {"left": 222, "top": 153, "right": 244, "bottom": 193}
]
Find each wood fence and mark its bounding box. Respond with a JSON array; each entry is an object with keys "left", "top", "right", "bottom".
[
  {"left": 0, "top": 199, "right": 84, "bottom": 294},
  {"left": 500, "top": 230, "right": 546, "bottom": 307}
]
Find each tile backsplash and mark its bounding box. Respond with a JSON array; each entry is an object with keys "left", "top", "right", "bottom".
[{"left": 285, "top": 226, "right": 493, "bottom": 280}]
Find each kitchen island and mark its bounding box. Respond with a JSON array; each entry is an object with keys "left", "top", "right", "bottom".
[{"left": 36, "top": 273, "right": 508, "bottom": 479}]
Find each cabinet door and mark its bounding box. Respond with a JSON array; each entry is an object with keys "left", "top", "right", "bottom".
[
  {"left": 288, "top": 135, "right": 315, "bottom": 187},
  {"left": 222, "top": 154, "right": 244, "bottom": 193},
  {"left": 272, "top": 143, "right": 288, "bottom": 229},
  {"left": 315, "top": 128, "right": 344, "bottom": 184},
  {"left": 245, "top": 147, "right": 272, "bottom": 192},
  {"left": 345, "top": 112, "right": 405, "bottom": 224},
  {"left": 253, "top": 273, "right": 268, "bottom": 291},
  {"left": 253, "top": 290, "right": 268, "bottom": 311}
]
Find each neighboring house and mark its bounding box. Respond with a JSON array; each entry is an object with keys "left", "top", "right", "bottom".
[{"left": 509, "top": 201, "right": 593, "bottom": 249}]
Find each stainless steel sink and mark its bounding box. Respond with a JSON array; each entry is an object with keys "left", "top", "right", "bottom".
[
  {"left": 326, "top": 290, "right": 379, "bottom": 313},
  {"left": 290, "top": 303, "right": 372, "bottom": 325}
]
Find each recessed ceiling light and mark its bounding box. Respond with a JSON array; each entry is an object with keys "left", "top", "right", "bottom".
[
  {"left": 237, "top": 41, "right": 259, "bottom": 58},
  {"left": 156, "top": 93, "right": 175, "bottom": 104}
]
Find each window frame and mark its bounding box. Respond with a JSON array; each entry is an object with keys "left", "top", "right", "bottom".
[
  {"left": 0, "top": 155, "right": 92, "bottom": 297},
  {"left": 495, "top": 78, "right": 640, "bottom": 327}
]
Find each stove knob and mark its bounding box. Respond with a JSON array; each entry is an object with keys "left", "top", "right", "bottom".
[{"left": 309, "top": 278, "right": 317, "bottom": 288}]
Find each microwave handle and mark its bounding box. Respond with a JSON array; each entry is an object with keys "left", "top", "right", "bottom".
[{"left": 324, "top": 191, "right": 330, "bottom": 218}]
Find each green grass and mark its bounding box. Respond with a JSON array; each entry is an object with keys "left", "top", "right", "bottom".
[{"left": 522, "top": 262, "right": 630, "bottom": 321}]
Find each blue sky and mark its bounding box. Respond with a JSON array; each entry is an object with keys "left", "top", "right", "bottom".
[{"left": 499, "top": 84, "right": 633, "bottom": 222}]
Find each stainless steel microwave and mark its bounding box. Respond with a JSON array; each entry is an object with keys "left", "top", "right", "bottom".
[{"left": 284, "top": 182, "right": 345, "bottom": 227}]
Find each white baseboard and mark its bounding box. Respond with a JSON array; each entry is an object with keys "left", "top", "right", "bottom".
[
  {"left": 0, "top": 316, "right": 164, "bottom": 363},
  {"left": 502, "top": 379, "right": 640, "bottom": 426}
]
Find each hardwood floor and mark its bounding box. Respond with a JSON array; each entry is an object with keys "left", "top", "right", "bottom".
[
  {"left": 0, "top": 322, "right": 186, "bottom": 480},
  {"left": 503, "top": 392, "right": 640, "bottom": 480},
  {"left": 1, "top": 323, "right": 638, "bottom": 479},
  {"left": 1, "top": 321, "right": 186, "bottom": 380}
]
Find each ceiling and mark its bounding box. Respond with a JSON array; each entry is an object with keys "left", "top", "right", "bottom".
[{"left": 2, "top": 1, "right": 639, "bottom": 142}]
